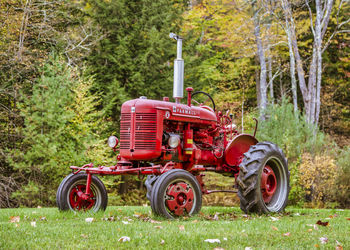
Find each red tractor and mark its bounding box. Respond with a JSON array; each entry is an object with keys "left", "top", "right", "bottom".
[{"left": 56, "top": 33, "right": 290, "bottom": 218}]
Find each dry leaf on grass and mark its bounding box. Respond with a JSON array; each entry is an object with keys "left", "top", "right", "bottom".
[
  {"left": 213, "top": 248, "right": 225, "bottom": 250},
  {"left": 160, "top": 239, "right": 165, "bottom": 245},
  {"left": 336, "top": 240, "right": 343, "bottom": 250},
  {"left": 122, "top": 221, "right": 130, "bottom": 225},
  {"left": 85, "top": 218, "right": 94, "bottom": 223},
  {"left": 316, "top": 220, "right": 329, "bottom": 226},
  {"left": 204, "top": 239, "right": 221, "bottom": 243},
  {"left": 154, "top": 226, "right": 163, "bottom": 229},
  {"left": 271, "top": 226, "right": 279, "bottom": 231},
  {"left": 283, "top": 232, "right": 291, "bottom": 236},
  {"left": 319, "top": 237, "right": 328, "bottom": 244},
  {"left": 270, "top": 216, "right": 279, "bottom": 221},
  {"left": 178, "top": 225, "right": 185, "bottom": 231},
  {"left": 9, "top": 216, "right": 20, "bottom": 223},
  {"left": 118, "top": 236, "right": 130, "bottom": 242},
  {"left": 245, "top": 247, "right": 252, "bottom": 250},
  {"left": 81, "top": 234, "right": 88, "bottom": 239},
  {"left": 31, "top": 221, "right": 36, "bottom": 227}
]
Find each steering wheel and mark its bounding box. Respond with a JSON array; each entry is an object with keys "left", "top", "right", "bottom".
[{"left": 191, "top": 91, "right": 216, "bottom": 111}]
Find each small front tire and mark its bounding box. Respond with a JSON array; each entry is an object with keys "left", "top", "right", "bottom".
[{"left": 56, "top": 173, "right": 108, "bottom": 212}]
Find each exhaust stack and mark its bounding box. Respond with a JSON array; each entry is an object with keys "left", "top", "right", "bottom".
[{"left": 169, "top": 33, "right": 184, "bottom": 103}]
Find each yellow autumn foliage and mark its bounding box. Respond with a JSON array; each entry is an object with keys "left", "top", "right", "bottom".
[{"left": 299, "top": 153, "right": 340, "bottom": 206}]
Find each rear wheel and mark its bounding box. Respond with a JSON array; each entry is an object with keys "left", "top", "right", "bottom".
[
  {"left": 150, "top": 169, "right": 202, "bottom": 219},
  {"left": 56, "top": 173, "right": 108, "bottom": 212},
  {"left": 237, "top": 142, "right": 290, "bottom": 214}
]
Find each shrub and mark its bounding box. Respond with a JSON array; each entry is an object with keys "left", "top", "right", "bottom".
[
  {"left": 336, "top": 147, "right": 350, "bottom": 207},
  {"left": 298, "top": 153, "right": 340, "bottom": 207}
]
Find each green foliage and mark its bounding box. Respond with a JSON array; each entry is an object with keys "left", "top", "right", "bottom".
[
  {"left": 7, "top": 56, "right": 111, "bottom": 206},
  {"left": 335, "top": 147, "right": 350, "bottom": 207},
  {"left": 87, "top": 0, "right": 185, "bottom": 125},
  {"left": 257, "top": 99, "right": 327, "bottom": 161}
]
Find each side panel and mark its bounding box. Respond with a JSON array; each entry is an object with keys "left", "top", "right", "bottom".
[{"left": 224, "top": 134, "right": 258, "bottom": 166}]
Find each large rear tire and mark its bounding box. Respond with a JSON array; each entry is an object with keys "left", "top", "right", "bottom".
[
  {"left": 56, "top": 173, "right": 108, "bottom": 212},
  {"left": 237, "top": 142, "right": 290, "bottom": 214},
  {"left": 150, "top": 169, "right": 202, "bottom": 219}
]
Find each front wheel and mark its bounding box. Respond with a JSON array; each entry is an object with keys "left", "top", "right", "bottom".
[
  {"left": 237, "top": 142, "right": 290, "bottom": 214},
  {"left": 56, "top": 173, "right": 108, "bottom": 212}
]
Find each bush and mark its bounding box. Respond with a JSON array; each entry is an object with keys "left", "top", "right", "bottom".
[
  {"left": 336, "top": 147, "right": 350, "bottom": 208},
  {"left": 257, "top": 99, "right": 327, "bottom": 161},
  {"left": 298, "top": 153, "right": 340, "bottom": 207}
]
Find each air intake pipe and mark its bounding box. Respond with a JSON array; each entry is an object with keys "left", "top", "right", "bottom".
[{"left": 169, "top": 33, "right": 184, "bottom": 104}]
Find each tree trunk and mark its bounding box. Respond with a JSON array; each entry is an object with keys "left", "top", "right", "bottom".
[{"left": 252, "top": 3, "right": 268, "bottom": 119}]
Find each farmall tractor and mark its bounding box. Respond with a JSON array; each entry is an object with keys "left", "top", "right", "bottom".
[{"left": 56, "top": 33, "right": 290, "bottom": 218}]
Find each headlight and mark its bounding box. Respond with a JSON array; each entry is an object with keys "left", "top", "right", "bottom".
[
  {"left": 168, "top": 134, "right": 180, "bottom": 148},
  {"left": 108, "top": 136, "right": 118, "bottom": 148}
]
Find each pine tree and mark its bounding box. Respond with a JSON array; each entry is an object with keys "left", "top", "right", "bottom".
[
  {"left": 86, "top": 0, "right": 185, "bottom": 121},
  {"left": 7, "top": 56, "right": 109, "bottom": 206}
]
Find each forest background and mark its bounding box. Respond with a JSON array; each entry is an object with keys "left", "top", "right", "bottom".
[{"left": 0, "top": 0, "right": 349, "bottom": 209}]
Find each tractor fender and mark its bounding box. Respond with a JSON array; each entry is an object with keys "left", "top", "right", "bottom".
[{"left": 224, "top": 134, "right": 258, "bottom": 166}]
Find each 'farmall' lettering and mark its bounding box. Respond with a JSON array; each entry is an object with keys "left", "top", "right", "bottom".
[{"left": 172, "top": 106, "right": 197, "bottom": 116}]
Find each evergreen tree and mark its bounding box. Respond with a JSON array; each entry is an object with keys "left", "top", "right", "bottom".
[
  {"left": 7, "top": 56, "right": 109, "bottom": 206},
  {"left": 86, "top": 0, "right": 185, "bottom": 122}
]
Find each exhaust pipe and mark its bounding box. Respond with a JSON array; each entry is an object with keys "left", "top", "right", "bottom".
[{"left": 169, "top": 33, "right": 184, "bottom": 104}]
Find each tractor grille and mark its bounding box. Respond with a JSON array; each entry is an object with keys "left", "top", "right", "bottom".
[
  {"left": 135, "top": 113, "right": 156, "bottom": 150},
  {"left": 119, "top": 112, "right": 157, "bottom": 150},
  {"left": 120, "top": 113, "right": 131, "bottom": 149}
]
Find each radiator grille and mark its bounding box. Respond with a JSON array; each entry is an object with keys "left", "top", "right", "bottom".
[
  {"left": 119, "top": 112, "right": 157, "bottom": 150},
  {"left": 135, "top": 113, "right": 157, "bottom": 150},
  {"left": 120, "top": 113, "right": 131, "bottom": 149}
]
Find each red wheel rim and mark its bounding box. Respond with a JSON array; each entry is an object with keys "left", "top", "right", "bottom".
[
  {"left": 261, "top": 165, "right": 277, "bottom": 204},
  {"left": 69, "top": 184, "right": 95, "bottom": 210},
  {"left": 165, "top": 182, "right": 194, "bottom": 216}
]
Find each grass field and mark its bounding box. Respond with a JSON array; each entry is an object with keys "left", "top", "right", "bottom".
[{"left": 0, "top": 206, "right": 349, "bottom": 249}]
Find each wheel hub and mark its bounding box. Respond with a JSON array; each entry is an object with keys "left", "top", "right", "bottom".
[
  {"left": 69, "top": 184, "right": 95, "bottom": 210},
  {"left": 165, "top": 182, "right": 194, "bottom": 216},
  {"left": 261, "top": 165, "right": 277, "bottom": 204}
]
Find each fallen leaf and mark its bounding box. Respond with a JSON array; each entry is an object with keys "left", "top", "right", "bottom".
[
  {"left": 336, "top": 240, "right": 343, "bottom": 250},
  {"left": 154, "top": 226, "right": 163, "bottom": 229},
  {"left": 213, "top": 212, "right": 219, "bottom": 221},
  {"left": 81, "top": 234, "right": 88, "bottom": 239},
  {"left": 160, "top": 239, "right": 165, "bottom": 245},
  {"left": 245, "top": 247, "right": 252, "bottom": 250},
  {"left": 178, "top": 225, "right": 185, "bottom": 231},
  {"left": 223, "top": 237, "right": 227, "bottom": 241},
  {"left": 40, "top": 216, "right": 47, "bottom": 221},
  {"left": 213, "top": 248, "right": 225, "bottom": 250},
  {"left": 9, "top": 216, "right": 20, "bottom": 223},
  {"left": 118, "top": 236, "right": 130, "bottom": 242},
  {"left": 192, "top": 220, "right": 198, "bottom": 223},
  {"left": 308, "top": 229, "right": 313, "bottom": 232},
  {"left": 37, "top": 206, "right": 42, "bottom": 209},
  {"left": 346, "top": 218, "right": 350, "bottom": 221},
  {"left": 314, "top": 244, "right": 319, "bottom": 248},
  {"left": 133, "top": 212, "right": 142, "bottom": 218},
  {"left": 283, "top": 232, "right": 291, "bottom": 237},
  {"left": 122, "top": 221, "right": 130, "bottom": 225},
  {"left": 85, "top": 218, "right": 94, "bottom": 223},
  {"left": 31, "top": 221, "right": 36, "bottom": 227},
  {"left": 15, "top": 224, "right": 19, "bottom": 227},
  {"left": 271, "top": 226, "right": 279, "bottom": 231},
  {"left": 319, "top": 237, "right": 328, "bottom": 244},
  {"left": 270, "top": 216, "right": 279, "bottom": 221},
  {"left": 294, "top": 213, "right": 300, "bottom": 216},
  {"left": 142, "top": 203, "right": 148, "bottom": 207},
  {"left": 316, "top": 220, "right": 329, "bottom": 226},
  {"left": 150, "top": 219, "right": 161, "bottom": 224},
  {"left": 204, "top": 239, "right": 221, "bottom": 243}
]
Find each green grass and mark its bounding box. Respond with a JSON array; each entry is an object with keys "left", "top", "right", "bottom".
[{"left": 0, "top": 206, "right": 349, "bottom": 249}]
